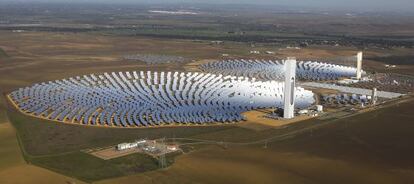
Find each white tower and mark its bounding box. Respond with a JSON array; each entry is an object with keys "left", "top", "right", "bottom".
[
  {"left": 356, "top": 51, "right": 363, "bottom": 80},
  {"left": 283, "top": 57, "right": 296, "bottom": 119},
  {"left": 372, "top": 87, "right": 378, "bottom": 105}
]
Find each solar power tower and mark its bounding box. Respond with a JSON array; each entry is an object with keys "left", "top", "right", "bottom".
[
  {"left": 283, "top": 57, "right": 296, "bottom": 119},
  {"left": 372, "top": 87, "right": 378, "bottom": 105},
  {"left": 356, "top": 51, "right": 363, "bottom": 79}
]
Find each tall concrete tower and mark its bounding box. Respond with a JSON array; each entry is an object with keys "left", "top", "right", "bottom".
[
  {"left": 356, "top": 51, "right": 363, "bottom": 79},
  {"left": 283, "top": 57, "right": 296, "bottom": 119},
  {"left": 372, "top": 88, "right": 378, "bottom": 105}
]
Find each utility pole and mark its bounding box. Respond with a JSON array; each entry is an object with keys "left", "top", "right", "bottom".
[
  {"left": 158, "top": 137, "right": 167, "bottom": 169},
  {"left": 372, "top": 88, "right": 378, "bottom": 105},
  {"left": 159, "top": 154, "right": 166, "bottom": 169}
]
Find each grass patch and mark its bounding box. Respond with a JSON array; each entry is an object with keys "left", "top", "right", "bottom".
[
  {"left": 0, "top": 95, "right": 8, "bottom": 124},
  {"left": 368, "top": 55, "right": 414, "bottom": 65},
  {"left": 0, "top": 123, "right": 24, "bottom": 170},
  {"left": 0, "top": 48, "right": 8, "bottom": 58},
  {"left": 29, "top": 151, "right": 160, "bottom": 182}
]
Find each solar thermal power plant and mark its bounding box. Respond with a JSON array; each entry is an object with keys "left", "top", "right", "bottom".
[
  {"left": 283, "top": 58, "right": 296, "bottom": 119},
  {"left": 8, "top": 71, "right": 315, "bottom": 127},
  {"left": 199, "top": 59, "right": 365, "bottom": 81}
]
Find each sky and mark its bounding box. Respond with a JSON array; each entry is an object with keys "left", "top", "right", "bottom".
[{"left": 1, "top": 0, "right": 414, "bottom": 12}]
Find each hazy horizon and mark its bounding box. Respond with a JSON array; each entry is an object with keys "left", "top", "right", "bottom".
[{"left": 1, "top": 0, "right": 414, "bottom": 12}]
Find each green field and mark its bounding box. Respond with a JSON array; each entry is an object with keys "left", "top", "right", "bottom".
[
  {"left": 0, "top": 48, "right": 8, "bottom": 58},
  {"left": 0, "top": 122, "right": 24, "bottom": 170},
  {"left": 0, "top": 96, "right": 8, "bottom": 124},
  {"left": 29, "top": 152, "right": 160, "bottom": 182}
]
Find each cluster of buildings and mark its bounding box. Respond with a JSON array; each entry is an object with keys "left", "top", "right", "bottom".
[{"left": 116, "top": 139, "right": 179, "bottom": 155}]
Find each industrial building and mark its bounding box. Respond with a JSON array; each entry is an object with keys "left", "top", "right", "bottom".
[{"left": 117, "top": 140, "right": 147, "bottom": 151}]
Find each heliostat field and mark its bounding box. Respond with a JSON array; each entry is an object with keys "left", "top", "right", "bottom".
[{"left": 9, "top": 71, "right": 315, "bottom": 127}]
